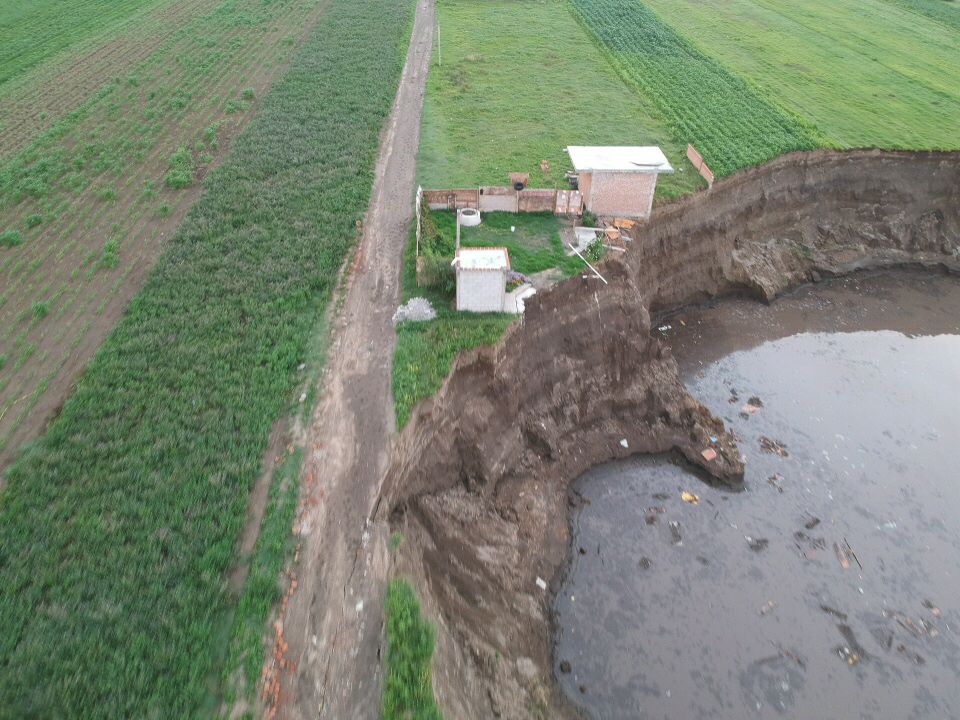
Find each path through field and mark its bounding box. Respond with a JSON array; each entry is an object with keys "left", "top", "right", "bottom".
[{"left": 273, "top": 0, "right": 435, "bottom": 716}]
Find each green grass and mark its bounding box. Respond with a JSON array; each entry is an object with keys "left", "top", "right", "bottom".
[
  {"left": 394, "top": 312, "right": 515, "bottom": 429},
  {"left": 0, "top": 0, "right": 413, "bottom": 715},
  {"left": 383, "top": 580, "right": 443, "bottom": 720},
  {"left": 0, "top": 0, "right": 165, "bottom": 88},
  {"left": 568, "top": 0, "right": 824, "bottom": 177},
  {"left": 0, "top": 229, "right": 21, "bottom": 247},
  {"left": 639, "top": 0, "right": 960, "bottom": 151},
  {"left": 884, "top": 0, "right": 960, "bottom": 30},
  {"left": 222, "top": 447, "right": 303, "bottom": 706},
  {"left": 418, "top": 0, "right": 704, "bottom": 198},
  {"left": 429, "top": 211, "right": 586, "bottom": 277}
]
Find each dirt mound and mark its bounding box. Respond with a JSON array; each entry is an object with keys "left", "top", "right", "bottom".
[{"left": 382, "top": 150, "right": 960, "bottom": 719}]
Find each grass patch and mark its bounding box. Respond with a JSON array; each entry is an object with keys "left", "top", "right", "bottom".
[
  {"left": 418, "top": 0, "right": 703, "bottom": 198},
  {"left": 430, "top": 210, "right": 587, "bottom": 277},
  {"left": 383, "top": 579, "right": 442, "bottom": 720},
  {"left": 0, "top": 229, "right": 22, "bottom": 247},
  {"left": 0, "top": 0, "right": 414, "bottom": 715},
  {"left": 638, "top": 0, "right": 960, "bottom": 151},
  {"left": 568, "top": 0, "right": 823, "bottom": 177},
  {"left": 25, "top": 213, "right": 42, "bottom": 228},
  {"left": 222, "top": 448, "right": 303, "bottom": 705},
  {"left": 164, "top": 146, "right": 193, "bottom": 189},
  {"left": 394, "top": 313, "right": 515, "bottom": 428},
  {"left": 31, "top": 301, "right": 49, "bottom": 320}
]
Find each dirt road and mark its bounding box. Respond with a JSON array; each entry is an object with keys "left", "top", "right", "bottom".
[{"left": 273, "top": 1, "right": 435, "bottom": 717}]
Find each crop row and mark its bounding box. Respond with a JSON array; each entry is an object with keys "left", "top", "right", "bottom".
[
  {"left": 0, "top": 0, "right": 319, "bottom": 461},
  {"left": 0, "top": 0, "right": 414, "bottom": 715},
  {"left": 567, "top": 0, "right": 824, "bottom": 176}
]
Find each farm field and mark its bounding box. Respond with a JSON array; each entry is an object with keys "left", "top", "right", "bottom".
[
  {"left": 0, "top": 0, "right": 166, "bottom": 88},
  {"left": 567, "top": 0, "right": 822, "bottom": 177},
  {"left": 0, "top": 0, "right": 331, "bottom": 471},
  {"left": 417, "top": 0, "right": 705, "bottom": 197},
  {"left": 639, "top": 0, "right": 960, "bottom": 151},
  {"left": 0, "top": 0, "right": 413, "bottom": 715}
]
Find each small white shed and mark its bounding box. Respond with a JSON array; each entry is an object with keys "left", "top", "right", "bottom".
[
  {"left": 566, "top": 146, "right": 674, "bottom": 219},
  {"left": 454, "top": 247, "right": 510, "bottom": 313}
]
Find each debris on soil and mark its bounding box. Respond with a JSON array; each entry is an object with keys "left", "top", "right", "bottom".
[
  {"left": 844, "top": 537, "right": 863, "bottom": 569},
  {"left": 897, "top": 644, "right": 926, "bottom": 665},
  {"left": 759, "top": 600, "right": 777, "bottom": 616},
  {"left": 740, "top": 397, "right": 763, "bottom": 417},
  {"left": 578, "top": 547, "right": 587, "bottom": 555},
  {"left": 669, "top": 521, "right": 682, "bottom": 545},
  {"left": 836, "top": 624, "right": 866, "bottom": 666},
  {"left": 922, "top": 599, "right": 941, "bottom": 617},
  {"left": 638, "top": 556, "right": 652, "bottom": 569},
  {"left": 805, "top": 517, "right": 821, "bottom": 530},
  {"left": 647, "top": 505, "right": 666, "bottom": 514},
  {"left": 701, "top": 448, "right": 718, "bottom": 462},
  {"left": 759, "top": 436, "right": 789, "bottom": 457},
  {"left": 681, "top": 491, "right": 700, "bottom": 505},
  {"left": 645, "top": 514, "right": 659, "bottom": 525},
  {"left": 837, "top": 646, "right": 861, "bottom": 666},
  {"left": 391, "top": 296, "right": 437, "bottom": 325},
  {"left": 834, "top": 542, "right": 850, "bottom": 569},
  {"left": 820, "top": 605, "right": 848, "bottom": 621},
  {"left": 746, "top": 536, "right": 769, "bottom": 552},
  {"left": 559, "top": 660, "right": 572, "bottom": 674},
  {"left": 535, "top": 577, "right": 547, "bottom": 591},
  {"left": 620, "top": 438, "right": 629, "bottom": 448},
  {"left": 767, "top": 474, "right": 784, "bottom": 492},
  {"left": 652, "top": 492, "right": 670, "bottom": 501}
]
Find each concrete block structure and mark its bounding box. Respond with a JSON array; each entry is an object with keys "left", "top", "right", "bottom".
[
  {"left": 566, "top": 146, "right": 674, "bottom": 219},
  {"left": 454, "top": 247, "right": 510, "bottom": 313}
]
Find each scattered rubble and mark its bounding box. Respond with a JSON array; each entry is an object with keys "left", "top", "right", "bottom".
[{"left": 391, "top": 296, "right": 437, "bottom": 325}]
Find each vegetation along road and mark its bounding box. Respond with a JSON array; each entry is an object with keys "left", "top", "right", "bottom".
[{"left": 0, "top": 0, "right": 414, "bottom": 715}]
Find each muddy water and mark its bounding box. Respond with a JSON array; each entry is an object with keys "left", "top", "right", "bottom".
[{"left": 554, "top": 271, "right": 960, "bottom": 719}]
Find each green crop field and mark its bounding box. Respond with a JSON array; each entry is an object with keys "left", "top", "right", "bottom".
[
  {"left": 639, "top": 0, "right": 960, "bottom": 151},
  {"left": 417, "top": 0, "right": 706, "bottom": 198},
  {"left": 0, "top": 0, "right": 167, "bottom": 87},
  {"left": 568, "top": 0, "right": 823, "bottom": 177},
  {"left": 0, "top": 0, "right": 413, "bottom": 715},
  {"left": 0, "top": 0, "right": 332, "bottom": 470}
]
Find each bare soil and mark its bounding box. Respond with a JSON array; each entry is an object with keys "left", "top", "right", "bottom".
[
  {"left": 266, "top": 1, "right": 435, "bottom": 717},
  {"left": 382, "top": 150, "right": 960, "bottom": 718}
]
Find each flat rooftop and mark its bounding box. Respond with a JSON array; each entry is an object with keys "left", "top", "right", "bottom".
[
  {"left": 566, "top": 146, "right": 674, "bottom": 174},
  {"left": 456, "top": 247, "right": 510, "bottom": 270}
]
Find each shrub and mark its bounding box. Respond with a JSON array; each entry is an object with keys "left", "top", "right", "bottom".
[
  {"left": 165, "top": 146, "right": 193, "bottom": 189},
  {"left": 1, "top": 229, "right": 23, "bottom": 247},
  {"left": 25, "top": 214, "right": 43, "bottom": 228}
]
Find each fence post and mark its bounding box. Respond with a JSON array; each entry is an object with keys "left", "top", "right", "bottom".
[{"left": 415, "top": 185, "right": 422, "bottom": 257}]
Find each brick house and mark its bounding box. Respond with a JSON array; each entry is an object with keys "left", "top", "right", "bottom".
[{"left": 566, "top": 146, "right": 674, "bottom": 219}]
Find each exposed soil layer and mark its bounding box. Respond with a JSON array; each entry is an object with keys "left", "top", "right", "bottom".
[{"left": 382, "top": 150, "right": 960, "bottom": 718}]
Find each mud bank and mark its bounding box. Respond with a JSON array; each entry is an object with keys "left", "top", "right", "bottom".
[{"left": 382, "top": 150, "right": 960, "bottom": 718}]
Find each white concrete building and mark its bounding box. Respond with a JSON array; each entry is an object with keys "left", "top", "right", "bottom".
[
  {"left": 454, "top": 247, "right": 510, "bottom": 313},
  {"left": 566, "top": 146, "right": 674, "bottom": 219}
]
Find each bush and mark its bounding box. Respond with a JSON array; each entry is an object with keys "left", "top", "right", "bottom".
[
  {"left": 0, "top": 229, "right": 22, "bottom": 247},
  {"left": 25, "top": 214, "right": 43, "bottom": 228},
  {"left": 165, "top": 146, "right": 193, "bottom": 189},
  {"left": 415, "top": 255, "right": 455, "bottom": 294}
]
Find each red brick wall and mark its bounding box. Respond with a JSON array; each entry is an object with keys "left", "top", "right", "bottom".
[{"left": 587, "top": 171, "right": 657, "bottom": 218}]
